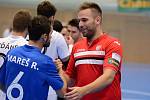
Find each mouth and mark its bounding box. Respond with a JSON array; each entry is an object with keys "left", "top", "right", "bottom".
[{"left": 80, "top": 27, "right": 88, "bottom": 34}]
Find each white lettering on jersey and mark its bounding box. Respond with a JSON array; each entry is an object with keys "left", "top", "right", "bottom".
[
  {"left": 31, "top": 62, "right": 38, "bottom": 70},
  {"left": 7, "top": 55, "right": 38, "bottom": 70}
]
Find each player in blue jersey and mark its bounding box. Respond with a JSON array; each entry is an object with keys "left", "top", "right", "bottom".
[{"left": 0, "top": 15, "right": 66, "bottom": 100}]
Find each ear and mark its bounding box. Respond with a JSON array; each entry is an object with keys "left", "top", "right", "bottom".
[
  {"left": 49, "top": 16, "right": 55, "bottom": 25},
  {"left": 40, "top": 34, "right": 48, "bottom": 42},
  {"left": 95, "top": 16, "right": 101, "bottom": 24},
  {"left": 43, "top": 34, "right": 48, "bottom": 40},
  {"left": 51, "top": 16, "right": 55, "bottom": 20}
]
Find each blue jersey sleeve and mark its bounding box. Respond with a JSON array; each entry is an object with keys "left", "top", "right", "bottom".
[{"left": 45, "top": 59, "right": 64, "bottom": 90}]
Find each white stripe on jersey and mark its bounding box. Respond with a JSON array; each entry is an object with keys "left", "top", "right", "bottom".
[
  {"left": 75, "top": 59, "right": 104, "bottom": 66},
  {"left": 74, "top": 51, "right": 105, "bottom": 58}
]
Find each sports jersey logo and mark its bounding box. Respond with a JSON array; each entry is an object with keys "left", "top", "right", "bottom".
[
  {"left": 114, "top": 41, "right": 120, "bottom": 46},
  {"left": 77, "top": 49, "right": 86, "bottom": 52},
  {"left": 96, "top": 45, "right": 101, "bottom": 51},
  {"left": 108, "top": 58, "right": 119, "bottom": 67}
]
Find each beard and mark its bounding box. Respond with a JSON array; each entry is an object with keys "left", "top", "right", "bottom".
[
  {"left": 43, "top": 39, "right": 50, "bottom": 47},
  {"left": 80, "top": 27, "right": 96, "bottom": 40}
]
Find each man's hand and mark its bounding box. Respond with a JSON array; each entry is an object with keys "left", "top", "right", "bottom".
[
  {"left": 64, "top": 87, "right": 87, "bottom": 100},
  {"left": 54, "top": 59, "right": 63, "bottom": 72}
]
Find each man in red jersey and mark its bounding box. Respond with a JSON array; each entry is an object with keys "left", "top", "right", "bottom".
[{"left": 56, "top": 2, "right": 123, "bottom": 100}]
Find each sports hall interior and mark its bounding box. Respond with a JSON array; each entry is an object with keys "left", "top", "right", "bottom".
[{"left": 0, "top": 0, "right": 150, "bottom": 99}]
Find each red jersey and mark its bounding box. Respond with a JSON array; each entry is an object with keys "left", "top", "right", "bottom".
[{"left": 66, "top": 34, "right": 122, "bottom": 100}]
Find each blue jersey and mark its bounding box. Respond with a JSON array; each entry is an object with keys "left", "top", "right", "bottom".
[{"left": 0, "top": 45, "right": 63, "bottom": 100}]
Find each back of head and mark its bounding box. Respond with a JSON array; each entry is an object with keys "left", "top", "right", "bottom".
[
  {"left": 79, "top": 2, "right": 102, "bottom": 18},
  {"left": 28, "top": 15, "right": 51, "bottom": 41},
  {"left": 13, "top": 10, "right": 31, "bottom": 32},
  {"left": 37, "top": 1, "right": 56, "bottom": 18},
  {"left": 53, "top": 20, "right": 63, "bottom": 32},
  {"left": 68, "top": 18, "right": 79, "bottom": 30}
]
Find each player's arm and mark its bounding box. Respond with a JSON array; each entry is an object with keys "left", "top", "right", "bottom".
[
  {"left": 54, "top": 59, "right": 73, "bottom": 86},
  {"left": 61, "top": 56, "right": 70, "bottom": 71},
  {"left": 65, "top": 69, "right": 116, "bottom": 100},
  {"left": 46, "top": 58, "right": 67, "bottom": 98},
  {"left": 55, "top": 43, "right": 76, "bottom": 88},
  {"left": 57, "top": 33, "right": 70, "bottom": 70},
  {"left": 55, "top": 68, "right": 67, "bottom": 98}
]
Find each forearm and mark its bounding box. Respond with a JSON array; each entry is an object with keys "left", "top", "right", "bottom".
[
  {"left": 81, "top": 69, "right": 116, "bottom": 96},
  {"left": 59, "top": 69, "right": 67, "bottom": 92},
  {"left": 55, "top": 69, "right": 67, "bottom": 98},
  {"left": 58, "top": 68, "right": 76, "bottom": 92},
  {"left": 55, "top": 58, "right": 74, "bottom": 87},
  {"left": 61, "top": 56, "right": 69, "bottom": 71}
]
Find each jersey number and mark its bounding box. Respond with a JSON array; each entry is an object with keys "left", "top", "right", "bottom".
[{"left": 7, "top": 71, "right": 24, "bottom": 100}]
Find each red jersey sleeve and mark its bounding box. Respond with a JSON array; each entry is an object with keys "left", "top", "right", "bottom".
[{"left": 103, "top": 40, "right": 123, "bottom": 72}]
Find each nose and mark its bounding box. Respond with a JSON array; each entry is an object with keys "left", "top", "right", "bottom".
[{"left": 79, "top": 21, "right": 84, "bottom": 29}]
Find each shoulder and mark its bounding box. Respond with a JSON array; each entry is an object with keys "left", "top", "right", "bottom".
[
  {"left": 70, "top": 38, "right": 86, "bottom": 53},
  {"left": 43, "top": 55, "right": 53, "bottom": 62},
  {"left": 7, "top": 46, "right": 23, "bottom": 54},
  {"left": 51, "top": 30, "right": 67, "bottom": 47},
  {"left": 102, "top": 34, "right": 122, "bottom": 53},
  {"left": 0, "top": 37, "right": 9, "bottom": 43},
  {"left": 74, "top": 37, "right": 86, "bottom": 47},
  {"left": 0, "top": 38, "right": 4, "bottom": 43},
  {"left": 105, "top": 34, "right": 118, "bottom": 42},
  {"left": 51, "top": 30, "right": 66, "bottom": 45},
  {"left": 52, "top": 30, "right": 64, "bottom": 39},
  {"left": 103, "top": 34, "right": 121, "bottom": 46},
  {"left": 15, "top": 37, "right": 27, "bottom": 45},
  {"left": 40, "top": 55, "right": 56, "bottom": 70}
]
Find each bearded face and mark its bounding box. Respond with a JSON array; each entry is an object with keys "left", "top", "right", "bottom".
[
  {"left": 80, "top": 24, "right": 96, "bottom": 40},
  {"left": 78, "top": 9, "right": 97, "bottom": 41}
]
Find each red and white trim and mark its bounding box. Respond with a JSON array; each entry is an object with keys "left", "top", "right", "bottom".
[
  {"left": 75, "top": 59, "right": 104, "bottom": 66},
  {"left": 74, "top": 51, "right": 105, "bottom": 58}
]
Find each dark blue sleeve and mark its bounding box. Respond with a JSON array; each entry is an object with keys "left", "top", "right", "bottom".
[
  {"left": 45, "top": 59, "right": 64, "bottom": 90},
  {"left": 0, "top": 60, "right": 6, "bottom": 86}
]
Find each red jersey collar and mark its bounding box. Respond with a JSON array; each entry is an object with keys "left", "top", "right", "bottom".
[{"left": 87, "top": 32, "right": 107, "bottom": 47}]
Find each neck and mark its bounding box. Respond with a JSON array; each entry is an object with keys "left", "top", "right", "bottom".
[
  {"left": 28, "top": 40, "right": 43, "bottom": 50},
  {"left": 12, "top": 31, "right": 26, "bottom": 38},
  {"left": 74, "top": 37, "right": 80, "bottom": 43},
  {"left": 88, "top": 28, "right": 103, "bottom": 44},
  {"left": 74, "top": 32, "right": 83, "bottom": 43}
]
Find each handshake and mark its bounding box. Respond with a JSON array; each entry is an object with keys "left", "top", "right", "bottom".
[{"left": 54, "top": 59, "right": 86, "bottom": 100}]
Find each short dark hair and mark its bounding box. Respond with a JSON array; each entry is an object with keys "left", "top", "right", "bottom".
[
  {"left": 53, "top": 20, "right": 63, "bottom": 32},
  {"left": 79, "top": 2, "right": 102, "bottom": 17},
  {"left": 37, "top": 1, "right": 57, "bottom": 18},
  {"left": 13, "top": 10, "right": 31, "bottom": 32},
  {"left": 68, "top": 18, "right": 79, "bottom": 29},
  {"left": 28, "top": 15, "right": 51, "bottom": 41}
]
